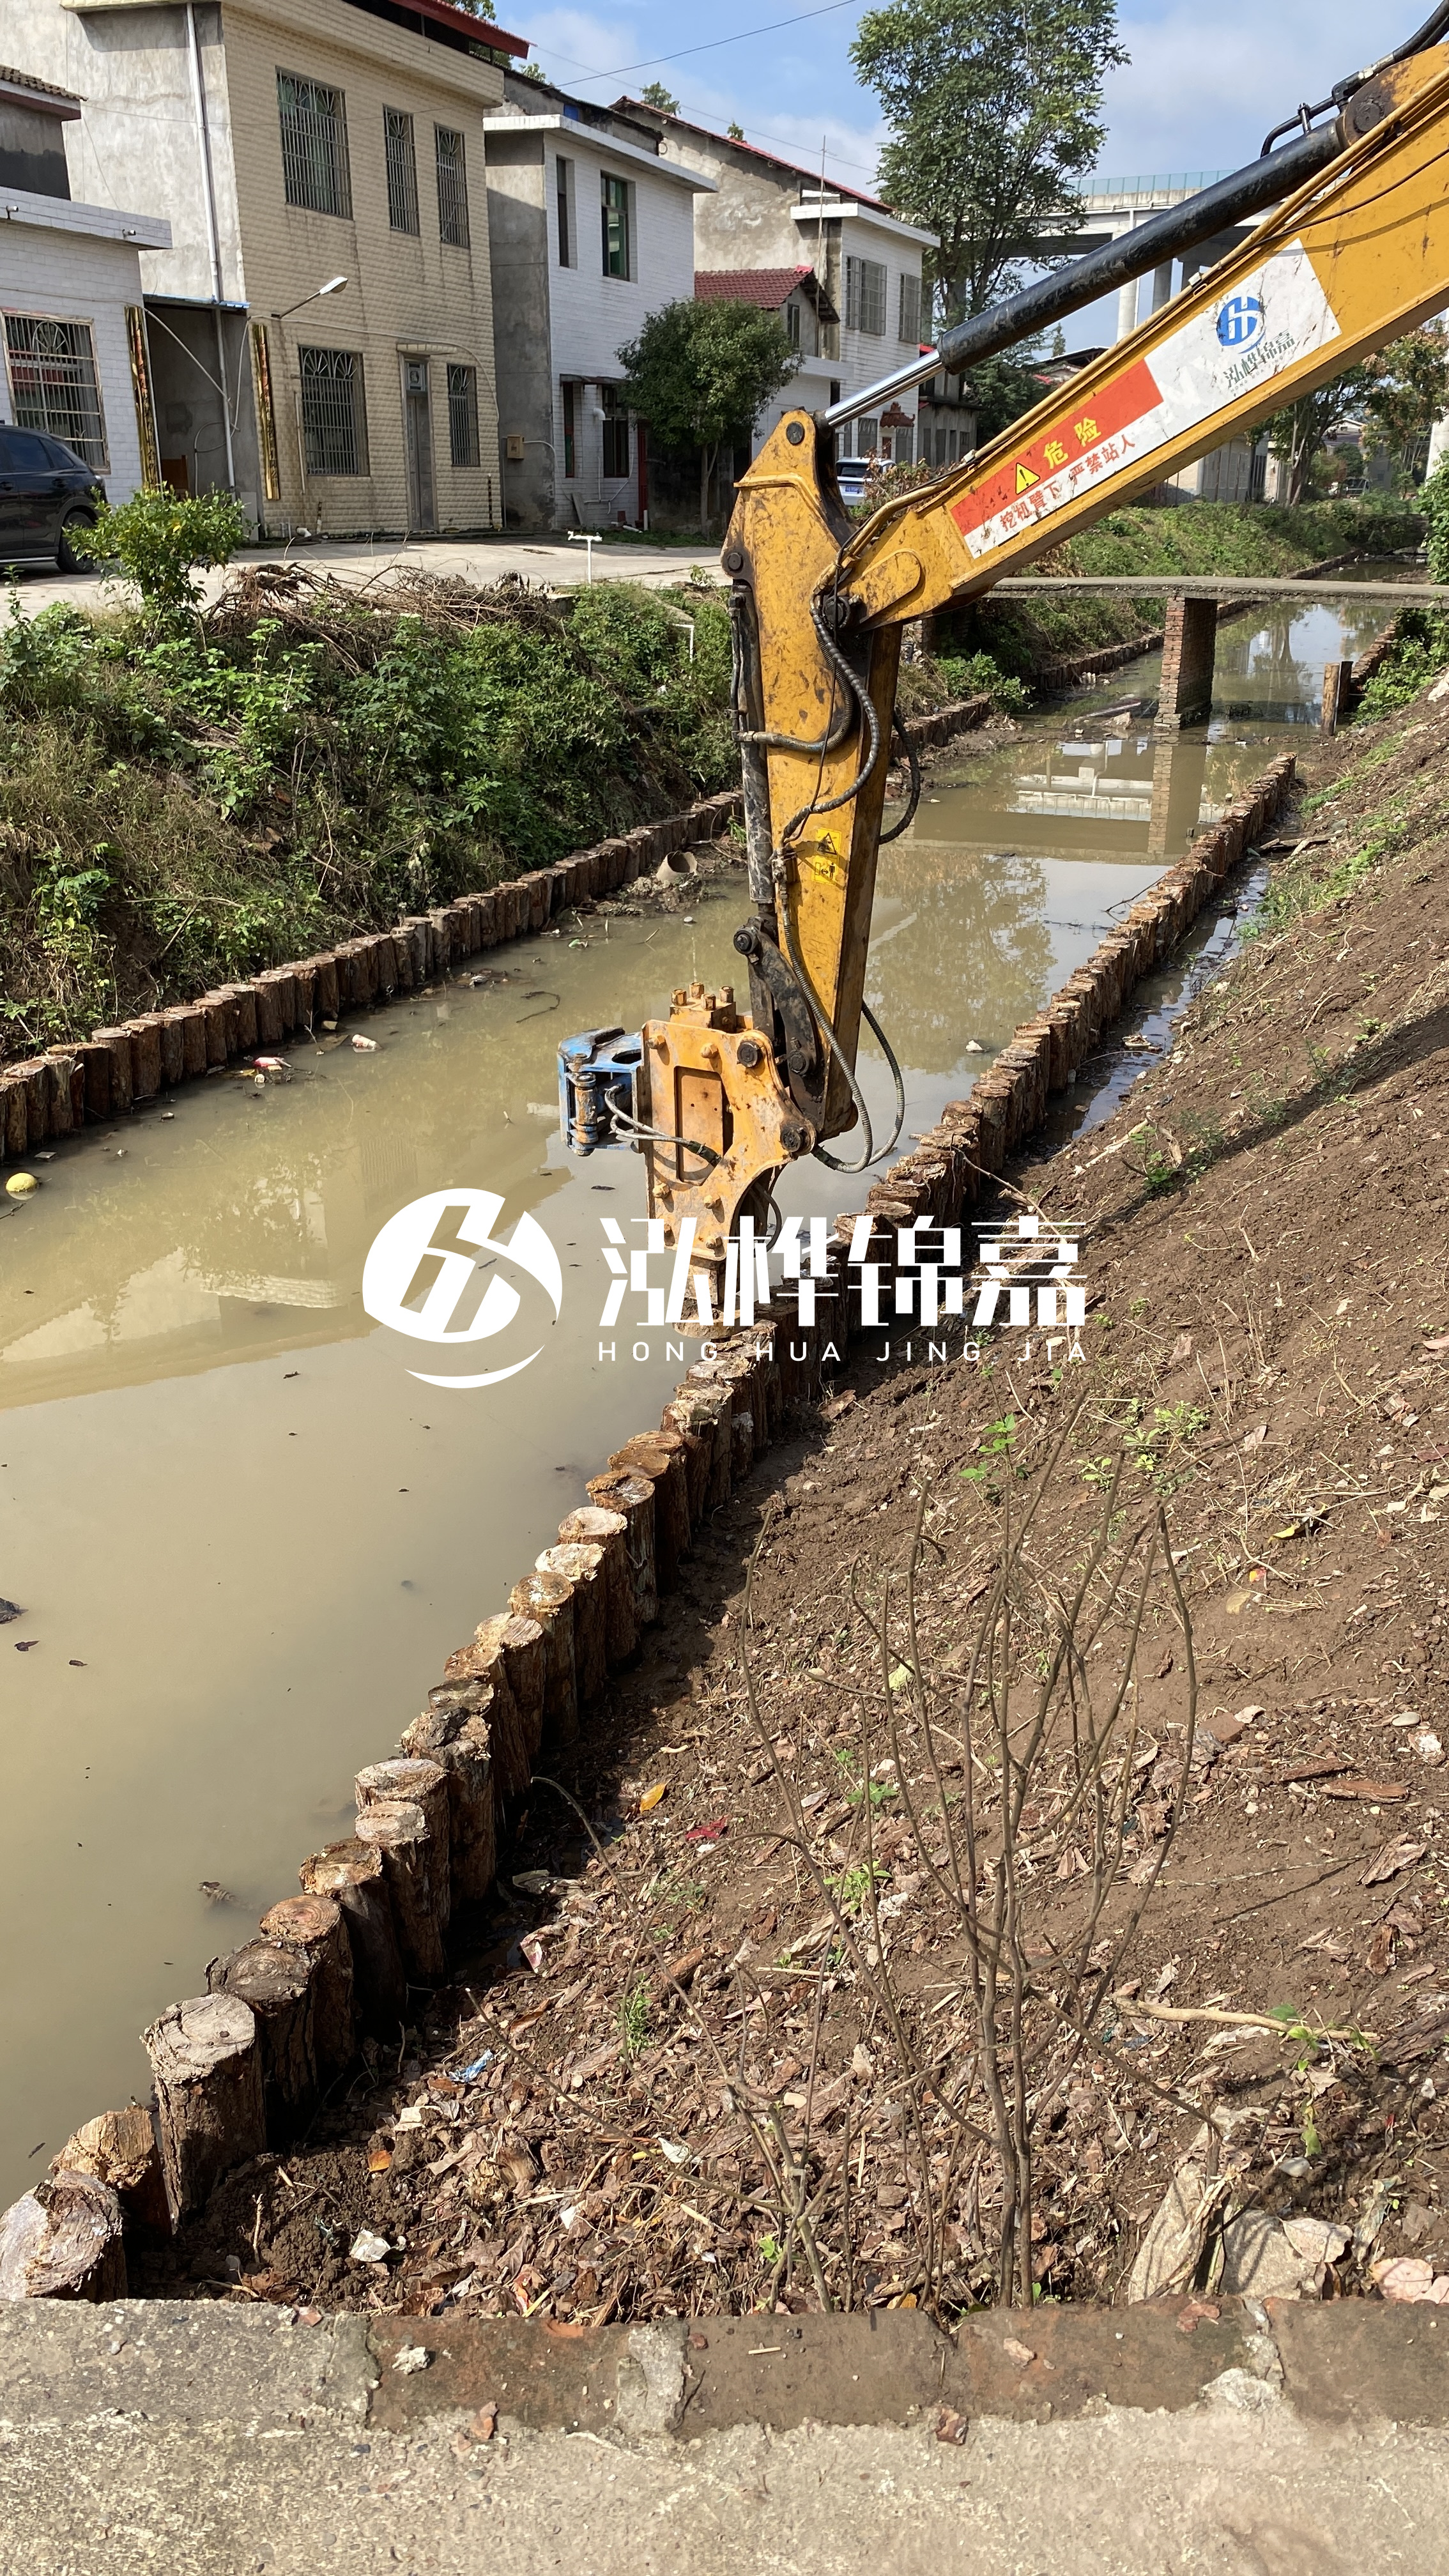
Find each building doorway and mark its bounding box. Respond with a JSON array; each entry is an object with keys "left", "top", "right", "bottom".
[{"left": 404, "top": 357, "right": 434, "bottom": 532}]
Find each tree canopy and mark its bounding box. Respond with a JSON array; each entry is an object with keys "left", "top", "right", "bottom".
[
  {"left": 639, "top": 80, "right": 679, "bottom": 112},
  {"left": 1264, "top": 327, "right": 1449, "bottom": 503},
  {"left": 617, "top": 299, "right": 799, "bottom": 528},
  {"left": 851, "top": 0, "right": 1127, "bottom": 326}
]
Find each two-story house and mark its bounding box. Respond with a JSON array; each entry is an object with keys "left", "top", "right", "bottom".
[
  {"left": 482, "top": 70, "right": 713, "bottom": 531},
  {"left": 622, "top": 104, "right": 936, "bottom": 469},
  {"left": 0, "top": 63, "right": 171, "bottom": 509},
  {"left": 21, "top": 0, "right": 528, "bottom": 537}
]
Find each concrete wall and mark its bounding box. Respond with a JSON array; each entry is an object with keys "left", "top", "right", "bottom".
[
  {"left": 481, "top": 132, "right": 554, "bottom": 530},
  {"left": 0, "top": 217, "right": 151, "bottom": 502}
]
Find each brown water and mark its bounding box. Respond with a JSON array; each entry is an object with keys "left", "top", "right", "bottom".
[{"left": 0, "top": 588, "right": 1398, "bottom": 2199}]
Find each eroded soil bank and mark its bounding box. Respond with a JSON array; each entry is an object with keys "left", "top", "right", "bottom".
[{"left": 135, "top": 661, "right": 1449, "bottom": 2328}]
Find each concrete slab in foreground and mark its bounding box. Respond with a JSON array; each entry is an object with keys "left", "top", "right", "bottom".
[{"left": 0, "top": 2297, "right": 1445, "bottom": 2575}]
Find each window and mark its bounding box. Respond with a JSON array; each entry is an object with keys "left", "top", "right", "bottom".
[
  {"left": 277, "top": 73, "right": 351, "bottom": 217},
  {"left": 898, "top": 272, "right": 921, "bottom": 346},
  {"left": 299, "top": 345, "right": 366, "bottom": 476},
  {"left": 447, "top": 362, "right": 479, "bottom": 468},
  {"left": 855, "top": 415, "right": 880, "bottom": 456},
  {"left": 435, "top": 126, "right": 470, "bottom": 247},
  {"left": 785, "top": 296, "right": 801, "bottom": 349},
  {"left": 894, "top": 422, "right": 914, "bottom": 465},
  {"left": 601, "top": 170, "right": 632, "bottom": 279},
  {"left": 561, "top": 380, "right": 577, "bottom": 479},
  {"left": 601, "top": 383, "right": 629, "bottom": 479},
  {"left": 4, "top": 315, "right": 108, "bottom": 467},
  {"left": 845, "top": 254, "right": 885, "bottom": 335},
  {"left": 385, "top": 108, "right": 418, "bottom": 234},
  {"left": 556, "top": 155, "right": 575, "bottom": 266}
]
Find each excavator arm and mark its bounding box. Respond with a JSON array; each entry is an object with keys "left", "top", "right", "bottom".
[{"left": 560, "top": 30, "right": 1449, "bottom": 1285}]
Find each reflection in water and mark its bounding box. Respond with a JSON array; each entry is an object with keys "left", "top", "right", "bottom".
[{"left": 0, "top": 590, "right": 1403, "bottom": 2200}]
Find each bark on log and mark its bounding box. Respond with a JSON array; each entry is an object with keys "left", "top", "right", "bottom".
[
  {"left": 353, "top": 1800, "right": 447, "bottom": 1982},
  {"left": 669, "top": 1383, "right": 733, "bottom": 1512},
  {"left": 610, "top": 1432, "right": 689, "bottom": 1591},
  {"left": 470, "top": 1615, "right": 546, "bottom": 1775},
  {"left": 51, "top": 2106, "right": 168, "bottom": 2238},
  {"left": 557, "top": 1506, "right": 634, "bottom": 1666},
  {"left": 258, "top": 1894, "right": 356, "bottom": 2080},
  {"left": 298, "top": 1839, "right": 406, "bottom": 2039},
  {"left": 355, "top": 1758, "right": 452, "bottom": 1928},
  {"left": 440, "top": 1639, "right": 530, "bottom": 1799},
  {"left": 509, "top": 1570, "right": 578, "bottom": 1751},
  {"left": 536, "top": 1542, "right": 608, "bottom": 1708},
  {"left": 142, "top": 1993, "right": 265, "bottom": 2223},
  {"left": 443, "top": 1719, "right": 497, "bottom": 1901},
  {"left": 587, "top": 1469, "right": 658, "bottom": 1631},
  {"left": 658, "top": 1400, "right": 710, "bottom": 1522},
  {"left": 206, "top": 1940, "right": 317, "bottom": 2140},
  {"left": 0, "top": 2172, "right": 126, "bottom": 2301}
]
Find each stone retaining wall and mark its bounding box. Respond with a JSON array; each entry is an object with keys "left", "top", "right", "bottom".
[{"left": 0, "top": 744, "right": 1298, "bottom": 2299}]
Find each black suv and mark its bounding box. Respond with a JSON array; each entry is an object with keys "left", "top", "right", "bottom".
[{"left": 0, "top": 424, "right": 105, "bottom": 572}]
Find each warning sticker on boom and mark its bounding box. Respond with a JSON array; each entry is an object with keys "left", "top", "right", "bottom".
[{"left": 949, "top": 241, "right": 1340, "bottom": 562}]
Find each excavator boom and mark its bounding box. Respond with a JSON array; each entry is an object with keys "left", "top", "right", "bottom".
[{"left": 559, "top": 33, "right": 1449, "bottom": 1294}]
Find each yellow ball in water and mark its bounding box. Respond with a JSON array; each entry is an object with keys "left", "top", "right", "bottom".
[{"left": 5, "top": 1172, "right": 39, "bottom": 1198}]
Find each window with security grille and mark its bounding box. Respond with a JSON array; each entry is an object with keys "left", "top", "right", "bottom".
[
  {"left": 447, "top": 363, "right": 480, "bottom": 468},
  {"left": 845, "top": 255, "right": 886, "bottom": 335},
  {"left": 385, "top": 108, "right": 418, "bottom": 234},
  {"left": 435, "top": 126, "right": 469, "bottom": 248},
  {"left": 600, "top": 384, "right": 629, "bottom": 479},
  {"left": 601, "top": 171, "right": 631, "bottom": 279},
  {"left": 4, "top": 314, "right": 108, "bottom": 468},
  {"left": 898, "top": 272, "right": 921, "bottom": 346},
  {"left": 277, "top": 73, "right": 351, "bottom": 217},
  {"left": 299, "top": 345, "right": 366, "bottom": 475},
  {"left": 556, "top": 155, "right": 575, "bottom": 266}
]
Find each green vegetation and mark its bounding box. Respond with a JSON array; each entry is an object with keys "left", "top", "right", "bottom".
[
  {"left": 74, "top": 487, "right": 248, "bottom": 624},
  {"left": 1354, "top": 605, "right": 1449, "bottom": 719},
  {"left": 0, "top": 573, "right": 735, "bottom": 1057},
  {"left": 616, "top": 298, "right": 799, "bottom": 533},
  {"left": 852, "top": 0, "right": 1125, "bottom": 324}
]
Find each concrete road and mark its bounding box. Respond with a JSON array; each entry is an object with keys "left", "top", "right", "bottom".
[{"left": 3, "top": 532, "right": 724, "bottom": 622}]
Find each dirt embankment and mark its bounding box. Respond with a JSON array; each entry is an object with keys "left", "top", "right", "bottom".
[{"left": 143, "top": 676, "right": 1449, "bottom": 2331}]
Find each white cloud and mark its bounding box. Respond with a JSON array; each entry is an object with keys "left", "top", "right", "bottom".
[{"left": 1102, "top": 1, "right": 1379, "bottom": 176}]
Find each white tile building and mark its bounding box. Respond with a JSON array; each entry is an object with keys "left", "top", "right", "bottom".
[
  {"left": 0, "top": 65, "right": 171, "bottom": 505},
  {"left": 483, "top": 74, "right": 713, "bottom": 530}
]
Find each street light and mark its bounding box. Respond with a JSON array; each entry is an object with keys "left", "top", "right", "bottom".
[{"left": 274, "top": 276, "right": 348, "bottom": 320}]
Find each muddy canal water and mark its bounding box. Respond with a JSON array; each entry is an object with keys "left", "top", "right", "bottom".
[{"left": 0, "top": 588, "right": 1397, "bottom": 2198}]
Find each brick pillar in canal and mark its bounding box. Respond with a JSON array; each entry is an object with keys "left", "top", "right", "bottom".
[{"left": 1155, "top": 590, "right": 1218, "bottom": 733}]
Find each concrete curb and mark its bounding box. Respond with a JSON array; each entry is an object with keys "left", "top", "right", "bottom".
[{"left": 1, "top": 2295, "right": 1445, "bottom": 2438}]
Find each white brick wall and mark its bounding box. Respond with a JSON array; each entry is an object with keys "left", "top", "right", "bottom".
[
  {"left": 547, "top": 133, "right": 700, "bottom": 524},
  {"left": 0, "top": 224, "right": 150, "bottom": 502}
]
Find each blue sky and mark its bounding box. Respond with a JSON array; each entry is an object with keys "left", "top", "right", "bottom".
[{"left": 502, "top": 0, "right": 1386, "bottom": 197}]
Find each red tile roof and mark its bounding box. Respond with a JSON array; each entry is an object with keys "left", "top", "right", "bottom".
[
  {"left": 695, "top": 266, "right": 813, "bottom": 310},
  {"left": 342, "top": 0, "right": 529, "bottom": 59}
]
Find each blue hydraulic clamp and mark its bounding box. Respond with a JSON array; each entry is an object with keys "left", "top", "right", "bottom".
[{"left": 558, "top": 1026, "right": 645, "bottom": 1155}]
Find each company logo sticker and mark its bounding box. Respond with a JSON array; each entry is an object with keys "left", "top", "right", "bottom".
[
  {"left": 1215, "top": 294, "right": 1264, "bottom": 349},
  {"left": 362, "top": 1188, "right": 563, "bottom": 1387}
]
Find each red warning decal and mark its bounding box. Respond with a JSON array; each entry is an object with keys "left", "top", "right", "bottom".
[{"left": 951, "top": 357, "right": 1163, "bottom": 542}]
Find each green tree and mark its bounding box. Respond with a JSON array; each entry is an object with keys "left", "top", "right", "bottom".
[
  {"left": 1362, "top": 326, "right": 1449, "bottom": 486},
  {"left": 1263, "top": 331, "right": 1449, "bottom": 505},
  {"left": 74, "top": 488, "right": 247, "bottom": 625},
  {"left": 640, "top": 80, "right": 680, "bottom": 112},
  {"left": 617, "top": 299, "right": 799, "bottom": 530},
  {"left": 852, "top": 0, "right": 1127, "bottom": 326}
]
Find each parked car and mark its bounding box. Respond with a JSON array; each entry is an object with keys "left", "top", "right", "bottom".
[{"left": 0, "top": 424, "right": 105, "bottom": 571}]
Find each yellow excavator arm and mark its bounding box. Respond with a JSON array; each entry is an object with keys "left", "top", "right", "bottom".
[{"left": 559, "top": 34, "right": 1449, "bottom": 1281}]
